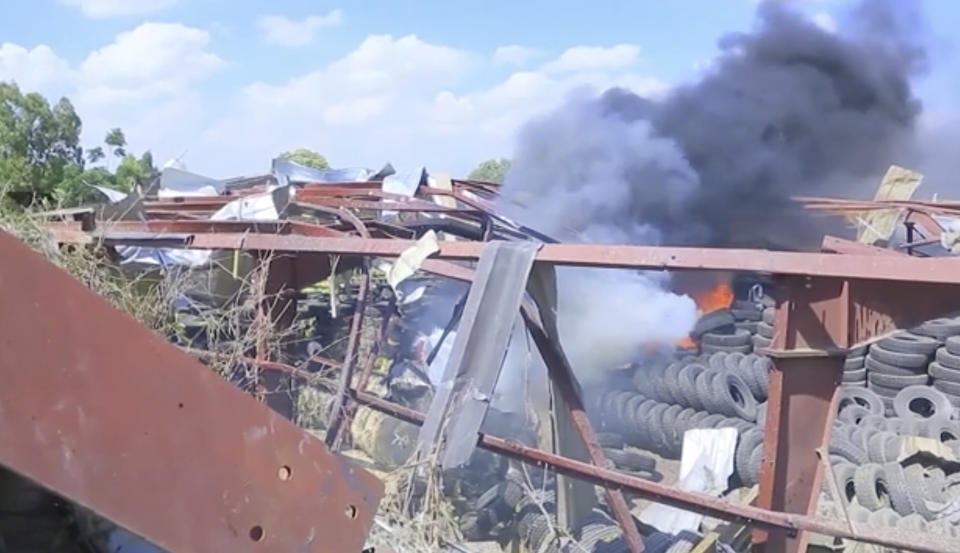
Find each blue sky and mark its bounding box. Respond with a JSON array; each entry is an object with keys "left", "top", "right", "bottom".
[{"left": 2, "top": 0, "right": 958, "bottom": 178}]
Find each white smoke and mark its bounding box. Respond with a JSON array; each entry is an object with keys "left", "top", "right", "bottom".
[{"left": 498, "top": 92, "right": 699, "bottom": 379}]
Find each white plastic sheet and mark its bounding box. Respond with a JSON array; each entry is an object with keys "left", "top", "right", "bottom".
[{"left": 640, "top": 427, "right": 738, "bottom": 534}]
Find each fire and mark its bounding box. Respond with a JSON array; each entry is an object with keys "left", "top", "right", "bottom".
[
  {"left": 695, "top": 280, "right": 734, "bottom": 315},
  {"left": 676, "top": 279, "right": 733, "bottom": 348}
]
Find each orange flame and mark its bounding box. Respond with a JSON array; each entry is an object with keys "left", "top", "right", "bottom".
[
  {"left": 695, "top": 280, "right": 734, "bottom": 315},
  {"left": 676, "top": 280, "right": 734, "bottom": 348}
]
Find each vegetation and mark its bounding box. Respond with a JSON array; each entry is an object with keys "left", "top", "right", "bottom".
[
  {"left": 468, "top": 157, "right": 511, "bottom": 183},
  {"left": 0, "top": 81, "right": 157, "bottom": 207},
  {"left": 280, "top": 148, "right": 330, "bottom": 170}
]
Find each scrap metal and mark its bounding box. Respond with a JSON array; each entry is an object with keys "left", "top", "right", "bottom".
[
  {"left": 0, "top": 230, "right": 383, "bottom": 553},
  {"left": 35, "top": 174, "right": 960, "bottom": 553}
]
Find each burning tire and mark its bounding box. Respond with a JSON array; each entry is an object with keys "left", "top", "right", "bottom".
[{"left": 691, "top": 309, "right": 736, "bottom": 339}]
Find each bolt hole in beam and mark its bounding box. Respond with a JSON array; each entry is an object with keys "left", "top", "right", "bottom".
[
  {"left": 345, "top": 505, "right": 358, "bottom": 519},
  {"left": 278, "top": 465, "right": 292, "bottom": 481},
  {"left": 249, "top": 525, "right": 265, "bottom": 542}
]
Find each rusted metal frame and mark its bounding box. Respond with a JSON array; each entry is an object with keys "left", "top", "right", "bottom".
[
  {"left": 286, "top": 220, "right": 350, "bottom": 237},
  {"left": 101, "top": 219, "right": 291, "bottom": 235},
  {"left": 298, "top": 197, "right": 476, "bottom": 214},
  {"left": 820, "top": 235, "right": 905, "bottom": 256},
  {"left": 324, "top": 261, "right": 370, "bottom": 451},
  {"left": 144, "top": 209, "right": 208, "bottom": 220},
  {"left": 350, "top": 390, "right": 956, "bottom": 553},
  {"left": 51, "top": 229, "right": 960, "bottom": 283},
  {"left": 520, "top": 301, "right": 643, "bottom": 553},
  {"left": 0, "top": 229, "right": 382, "bottom": 553},
  {"left": 356, "top": 294, "right": 396, "bottom": 393},
  {"left": 120, "top": 234, "right": 960, "bottom": 285},
  {"left": 755, "top": 276, "right": 846, "bottom": 553},
  {"left": 298, "top": 181, "right": 384, "bottom": 190},
  {"left": 311, "top": 208, "right": 373, "bottom": 450},
  {"left": 796, "top": 196, "right": 960, "bottom": 213},
  {"left": 904, "top": 209, "right": 945, "bottom": 242},
  {"left": 256, "top": 252, "right": 299, "bottom": 417}
]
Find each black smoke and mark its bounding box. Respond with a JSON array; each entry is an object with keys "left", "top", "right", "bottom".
[{"left": 504, "top": 0, "right": 928, "bottom": 250}]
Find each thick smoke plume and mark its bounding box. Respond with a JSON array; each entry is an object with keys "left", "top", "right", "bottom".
[{"left": 498, "top": 0, "right": 927, "bottom": 377}]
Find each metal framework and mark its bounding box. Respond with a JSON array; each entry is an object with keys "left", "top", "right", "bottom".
[{"left": 29, "top": 180, "right": 960, "bottom": 553}]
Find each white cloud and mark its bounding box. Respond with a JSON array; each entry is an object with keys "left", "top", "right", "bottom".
[
  {"left": 257, "top": 10, "right": 344, "bottom": 47},
  {"left": 193, "top": 37, "right": 666, "bottom": 178},
  {"left": 811, "top": 12, "right": 837, "bottom": 32},
  {"left": 542, "top": 44, "right": 641, "bottom": 74},
  {"left": 493, "top": 45, "right": 541, "bottom": 66},
  {"left": 1, "top": 28, "right": 668, "bottom": 183},
  {"left": 0, "top": 43, "right": 73, "bottom": 93},
  {"left": 58, "top": 0, "right": 179, "bottom": 18},
  {"left": 79, "top": 23, "right": 224, "bottom": 104}
]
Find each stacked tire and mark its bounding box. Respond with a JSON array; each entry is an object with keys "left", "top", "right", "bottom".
[
  {"left": 755, "top": 306, "right": 775, "bottom": 351},
  {"left": 932, "top": 336, "right": 960, "bottom": 409},
  {"left": 594, "top": 391, "right": 764, "bottom": 485},
  {"left": 631, "top": 356, "right": 763, "bottom": 421},
  {"left": 842, "top": 345, "right": 868, "bottom": 388},
  {"left": 865, "top": 332, "right": 938, "bottom": 414}
]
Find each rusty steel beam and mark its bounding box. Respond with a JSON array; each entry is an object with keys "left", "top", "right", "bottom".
[
  {"left": 349, "top": 391, "right": 957, "bottom": 553},
  {"left": 0, "top": 230, "right": 382, "bottom": 553},
  {"left": 59, "top": 232, "right": 960, "bottom": 285},
  {"left": 820, "top": 235, "right": 904, "bottom": 256},
  {"left": 521, "top": 304, "right": 643, "bottom": 553}
]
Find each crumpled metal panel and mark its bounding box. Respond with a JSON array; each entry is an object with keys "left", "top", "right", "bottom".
[
  {"left": 272, "top": 158, "right": 395, "bottom": 186},
  {"left": 0, "top": 230, "right": 382, "bottom": 553},
  {"left": 415, "top": 240, "right": 541, "bottom": 468}
]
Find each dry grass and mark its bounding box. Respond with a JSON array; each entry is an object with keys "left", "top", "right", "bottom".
[{"left": 366, "top": 448, "right": 464, "bottom": 553}]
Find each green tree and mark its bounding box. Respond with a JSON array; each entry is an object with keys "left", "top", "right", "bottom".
[
  {"left": 280, "top": 148, "right": 330, "bottom": 170},
  {"left": 0, "top": 82, "right": 83, "bottom": 205},
  {"left": 468, "top": 158, "right": 511, "bottom": 184},
  {"left": 105, "top": 128, "right": 126, "bottom": 158},
  {"left": 86, "top": 146, "right": 105, "bottom": 164}
]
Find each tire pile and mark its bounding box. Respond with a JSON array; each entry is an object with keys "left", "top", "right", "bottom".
[
  {"left": 592, "top": 346, "right": 773, "bottom": 487},
  {"left": 694, "top": 300, "right": 771, "bottom": 355}
]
